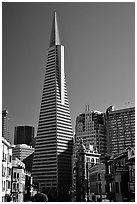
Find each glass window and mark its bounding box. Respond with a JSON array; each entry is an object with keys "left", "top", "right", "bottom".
[
  {"left": 2, "top": 181, "right": 5, "bottom": 191},
  {"left": 9, "top": 155, "right": 12, "bottom": 162},
  {"left": 13, "top": 182, "right": 16, "bottom": 190},
  {"left": 14, "top": 172, "right": 16, "bottom": 178},
  {"left": 17, "top": 173, "right": 19, "bottom": 179},
  {"left": 17, "top": 183, "right": 19, "bottom": 189}
]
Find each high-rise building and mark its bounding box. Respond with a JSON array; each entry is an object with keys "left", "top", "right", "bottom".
[
  {"left": 75, "top": 106, "right": 107, "bottom": 159},
  {"left": 14, "top": 125, "right": 35, "bottom": 147},
  {"left": 32, "top": 12, "right": 73, "bottom": 201},
  {"left": 105, "top": 106, "right": 135, "bottom": 154},
  {"left": 2, "top": 110, "right": 11, "bottom": 144}
]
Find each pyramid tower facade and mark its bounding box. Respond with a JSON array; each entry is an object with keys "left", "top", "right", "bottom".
[{"left": 32, "top": 12, "right": 73, "bottom": 201}]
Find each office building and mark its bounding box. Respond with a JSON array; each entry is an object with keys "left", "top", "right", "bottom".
[
  {"left": 12, "top": 144, "right": 34, "bottom": 161},
  {"left": 2, "top": 137, "right": 12, "bottom": 202},
  {"left": 75, "top": 105, "right": 107, "bottom": 159},
  {"left": 14, "top": 125, "right": 35, "bottom": 147},
  {"left": 2, "top": 110, "right": 12, "bottom": 144},
  {"left": 105, "top": 106, "right": 135, "bottom": 154},
  {"left": 32, "top": 12, "right": 73, "bottom": 201}
]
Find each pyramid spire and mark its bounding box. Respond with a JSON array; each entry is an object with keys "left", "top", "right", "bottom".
[{"left": 49, "top": 11, "right": 61, "bottom": 47}]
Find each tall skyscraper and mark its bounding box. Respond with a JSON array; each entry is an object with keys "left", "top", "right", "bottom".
[
  {"left": 75, "top": 106, "right": 107, "bottom": 159},
  {"left": 32, "top": 12, "right": 73, "bottom": 201},
  {"left": 14, "top": 125, "right": 35, "bottom": 147},
  {"left": 105, "top": 106, "right": 135, "bottom": 154},
  {"left": 2, "top": 110, "right": 11, "bottom": 144}
]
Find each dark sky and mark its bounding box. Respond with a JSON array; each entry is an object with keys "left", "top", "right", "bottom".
[{"left": 2, "top": 2, "right": 135, "bottom": 138}]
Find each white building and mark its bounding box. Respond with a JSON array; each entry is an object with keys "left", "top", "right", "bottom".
[
  {"left": 2, "top": 137, "right": 12, "bottom": 202},
  {"left": 74, "top": 139, "right": 101, "bottom": 201},
  {"left": 11, "top": 157, "right": 26, "bottom": 202}
]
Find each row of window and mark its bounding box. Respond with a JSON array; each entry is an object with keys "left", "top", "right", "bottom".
[
  {"left": 13, "top": 172, "right": 20, "bottom": 179},
  {"left": 13, "top": 182, "right": 19, "bottom": 190},
  {"left": 2, "top": 180, "right": 11, "bottom": 191},
  {"left": 2, "top": 166, "right": 12, "bottom": 177}
]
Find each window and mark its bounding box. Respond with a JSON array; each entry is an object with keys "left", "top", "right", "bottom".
[
  {"left": 2, "top": 152, "right": 4, "bottom": 161},
  {"left": 9, "top": 155, "right": 12, "bottom": 162},
  {"left": 96, "top": 158, "right": 99, "bottom": 164},
  {"left": 86, "top": 157, "right": 90, "bottom": 162},
  {"left": 98, "top": 173, "right": 101, "bottom": 181},
  {"left": 2, "top": 181, "right": 5, "bottom": 191},
  {"left": 13, "top": 172, "right": 16, "bottom": 178},
  {"left": 115, "top": 182, "right": 119, "bottom": 193},
  {"left": 17, "top": 183, "right": 19, "bottom": 189},
  {"left": 6, "top": 181, "right": 11, "bottom": 189},
  {"left": 2, "top": 165, "right": 5, "bottom": 177},
  {"left": 13, "top": 183, "right": 16, "bottom": 190},
  {"left": 2, "top": 153, "right": 6, "bottom": 161},
  {"left": 17, "top": 173, "right": 19, "bottom": 179}
]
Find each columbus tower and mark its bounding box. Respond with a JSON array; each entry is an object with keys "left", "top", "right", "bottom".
[{"left": 32, "top": 12, "right": 73, "bottom": 201}]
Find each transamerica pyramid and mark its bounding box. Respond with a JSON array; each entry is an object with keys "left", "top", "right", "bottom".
[{"left": 32, "top": 12, "right": 73, "bottom": 201}]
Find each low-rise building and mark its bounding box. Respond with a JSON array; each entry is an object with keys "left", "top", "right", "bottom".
[
  {"left": 75, "top": 139, "right": 100, "bottom": 201},
  {"left": 11, "top": 157, "right": 26, "bottom": 202},
  {"left": 105, "top": 147, "right": 135, "bottom": 202},
  {"left": 88, "top": 163, "right": 106, "bottom": 201},
  {"left": 2, "top": 137, "right": 12, "bottom": 202},
  {"left": 126, "top": 147, "right": 135, "bottom": 201}
]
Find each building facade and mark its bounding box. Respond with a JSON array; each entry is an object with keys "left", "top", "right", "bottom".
[
  {"left": 75, "top": 106, "right": 106, "bottom": 159},
  {"left": 12, "top": 144, "right": 34, "bottom": 161},
  {"left": 126, "top": 147, "right": 135, "bottom": 201},
  {"left": 88, "top": 163, "right": 106, "bottom": 201},
  {"left": 105, "top": 106, "right": 135, "bottom": 154},
  {"left": 75, "top": 139, "right": 100, "bottom": 201},
  {"left": 14, "top": 125, "right": 35, "bottom": 147},
  {"left": 105, "top": 147, "right": 135, "bottom": 202},
  {"left": 2, "top": 137, "right": 12, "bottom": 202},
  {"left": 32, "top": 12, "right": 73, "bottom": 201},
  {"left": 11, "top": 157, "right": 26, "bottom": 202}
]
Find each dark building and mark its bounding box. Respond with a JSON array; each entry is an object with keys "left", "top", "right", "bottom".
[
  {"left": 88, "top": 163, "right": 106, "bottom": 201},
  {"left": 14, "top": 126, "right": 35, "bottom": 147},
  {"left": 32, "top": 12, "right": 73, "bottom": 201},
  {"left": 105, "top": 147, "right": 135, "bottom": 202},
  {"left": 105, "top": 106, "right": 135, "bottom": 154}
]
